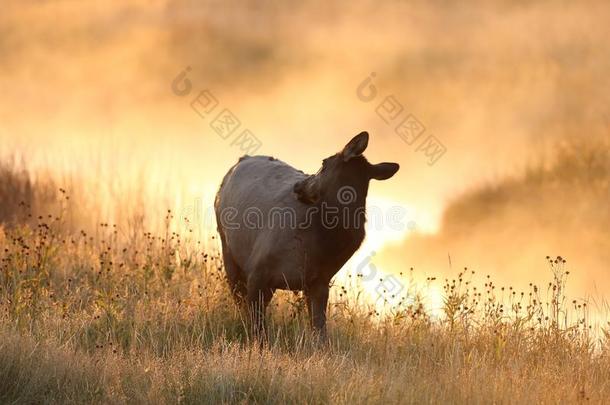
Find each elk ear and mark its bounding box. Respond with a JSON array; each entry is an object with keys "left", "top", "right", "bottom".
[
  {"left": 342, "top": 131, "right": 369, "bottom": 162},
  {"left": 293, "top": 176, "right": 320, "bottom": 204},
  {"left": 370, "top": 162, "right": 399, "bottom": 180}
]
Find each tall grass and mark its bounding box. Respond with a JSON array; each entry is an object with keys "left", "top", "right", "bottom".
[
  {"left": 0, "top": 181, "right": 609, "bottom": 404},
  {"left": 0, "top": 159, "right": 58, "bottom": 228}
]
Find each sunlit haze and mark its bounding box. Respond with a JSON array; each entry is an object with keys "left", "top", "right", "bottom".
[{"left": 2, "top": 0, "right": 609, "bottom": 313}]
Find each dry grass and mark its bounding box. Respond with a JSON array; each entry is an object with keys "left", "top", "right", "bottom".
[
  {"left": 2, "top": 0, "right": 610, "bottom": 402},
  {"left": 0, "top": 181, "right": 609, "bottom": 404},
  {"left": 0, "top": 159, "right": 58, "bottom": 228}
]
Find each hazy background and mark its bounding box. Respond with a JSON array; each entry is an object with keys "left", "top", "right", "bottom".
[{"left": 1, "top": 0, "right": 609, "bottom": 305}]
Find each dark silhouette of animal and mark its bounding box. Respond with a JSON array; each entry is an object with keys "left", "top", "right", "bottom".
[{"left": 214, "top": 132, "right": 399, "bottom": 339}]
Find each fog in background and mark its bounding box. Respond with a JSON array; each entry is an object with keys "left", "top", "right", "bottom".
[{"left": 1, "top": 0, "right": 609, "bottom": 305}]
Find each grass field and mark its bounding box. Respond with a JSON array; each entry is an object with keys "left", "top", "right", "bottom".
[
  {"left": 2, "top": 1, "right": 610, "bottom": 403},
  {"left": 1, "top": 181, "right": 609, "bottom": 404}
]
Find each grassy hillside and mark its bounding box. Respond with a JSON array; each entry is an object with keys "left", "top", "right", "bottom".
[
  {"left": 442, "top": 136, "right": 610, "bottom": 235},
  {"left": 386, "top": 134, "right": 610, "bottom": 298},
  {"left": 0, "top": 164, "right": 609, "bottom": 404}
]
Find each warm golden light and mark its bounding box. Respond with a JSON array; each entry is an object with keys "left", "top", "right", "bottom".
[{"left": 1, "top": 1, "right": 609, "bottom": 402}]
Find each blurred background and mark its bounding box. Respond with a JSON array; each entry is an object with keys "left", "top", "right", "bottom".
[{"left": 1, "top": 0, "right": 609, "bottom": 307}]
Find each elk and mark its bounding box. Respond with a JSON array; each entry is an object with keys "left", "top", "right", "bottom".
[{"left": 214, "top": 131, "right": 399, "bottom": 339}]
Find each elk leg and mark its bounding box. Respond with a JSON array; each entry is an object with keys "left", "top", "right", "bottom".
[
  {"left": 222, "top": 250, "right": 247, "bottom": 308},
  {"left": 246, "top": 274, "right": 274, "bottom": 342},
  {"left": 306, "top": 282, "right": 329, "bottom": 340}
]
